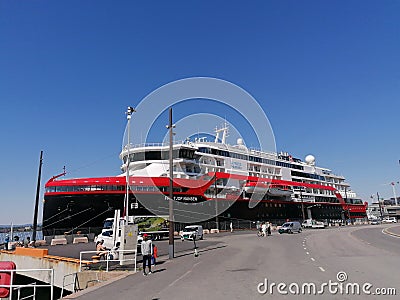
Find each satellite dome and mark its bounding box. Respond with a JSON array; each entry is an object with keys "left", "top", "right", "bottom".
[
  {"left": 236, "top": 138, "right": 247, "bottom": 150},
  {"left": 305, "top": 155, "right": 315, "bottom": 165}
]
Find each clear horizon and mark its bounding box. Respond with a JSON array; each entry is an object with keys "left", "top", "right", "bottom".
[{"left": 1, "top": 0, "right": 399, "bottom": 224}]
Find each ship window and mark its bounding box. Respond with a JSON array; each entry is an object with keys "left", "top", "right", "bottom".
[
  {"left": 46, "top": 187, "right": 56, "bottom": 193},
  {"left": 198, "top": 147, "right": 211, "bottom": 154},
  {"left": 145, "top": 151, "right": 162, "bottom": 160},
  {"left": 132, "top": 152, "right": 144, "bottom": 161},
  {"left": 178, "top": 149, "right": 196, "bottom": 159}
]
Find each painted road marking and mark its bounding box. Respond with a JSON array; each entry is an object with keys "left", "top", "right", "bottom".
[
  {"left": 310, "top": 258, "right": 315, "bottom": 261},
  {"left": 306, "top": 252, "right": 309, "bottom": 255},
  {"left": 168, "top": 262, "right": 201, "bottom": 287},
  {"left": 382, "top": 227, "right": 400, "bottom": 239},
  {"left": 319, "top": 267, "right": 325, "bottom": 272}
]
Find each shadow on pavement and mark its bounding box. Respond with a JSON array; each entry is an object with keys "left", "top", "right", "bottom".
[
  {"left": 151, "top": 268, "right": 166, "bottom": 274},
  {"left": 174, "top": 244, "right": 227, "bottom": 258}
]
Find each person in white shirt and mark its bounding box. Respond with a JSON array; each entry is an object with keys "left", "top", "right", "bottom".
[
  {"left": 141, "top": 234, "right": 153, "bottom": 276},
  {"left": 261, "top": 222, "right": 267, "bottom": 237}
]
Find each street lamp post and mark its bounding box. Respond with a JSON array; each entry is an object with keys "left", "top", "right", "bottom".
[
  {"left": 300, "top": 189, "right": 305, "bottom": 221},
  {"left": 125, "top": 106, "right": 136, "bottom": 224},
  {"left": 390, "top": 182, "right": 399, "bottom": 205},
  {"left": 214, "top": 174, "right": 219, "bottom": 230},
  {"left": 167, "top": 107, "right": 175, "bottom": 259},
  {"left": 377, "top": 192, "right": 384, "bottom": 219},
  {"left": 343, "top": 187, "right": 351, "bottom": 225}
]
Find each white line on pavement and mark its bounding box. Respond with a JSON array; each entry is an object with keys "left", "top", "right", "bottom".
[
  {"left": 382, "top": 227, "right": 400, "bottom": 239},
  {"left": 168, "top": 262, "right": 201, "bottom": 287},
  {"left": 319, "top": 267, "right": 325, "bottom": 272},
  {"left": 310, "top": 258, "right": 315, "bottom": 261}
]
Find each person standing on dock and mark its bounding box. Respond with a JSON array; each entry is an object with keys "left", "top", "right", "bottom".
[
  {"left": 4, "top": 235, "right": 9, "bottom": 250},
  {"left": 23, "top": 236, "right": 31, "bottom": 248},
  {"left": 141, "top": 234, "right": 153, "bottom": 276}
]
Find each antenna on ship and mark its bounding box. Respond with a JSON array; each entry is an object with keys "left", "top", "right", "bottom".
[{"left": 214, "top": 123, "right": 229, "bottom": 144}]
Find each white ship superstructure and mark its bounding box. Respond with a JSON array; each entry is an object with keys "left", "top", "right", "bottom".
[{"left": 120, "top": 125, "right": 362, "bottom": 205}]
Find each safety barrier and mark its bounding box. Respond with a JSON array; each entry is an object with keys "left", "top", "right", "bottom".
[
  {"left": 60, "top": 272, "right": 82, "bottom": 298},
  {"left": 0, "top": 268, "right": 54, "bottom": 300},
  {"left": 50, "top": 238, "right": 67, "bottom": 246},
  {"left": 79, "top": 249, "right": 137, "bottom": 272},
  {"left": 73, "top": 237, "right": 88, "bottom": 244}
]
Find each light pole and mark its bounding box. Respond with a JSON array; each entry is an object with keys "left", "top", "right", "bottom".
[
  {"left": 166, "top": 107, "right": 175, "bottom": 259},
  {"left": 390, "top": 182, "right": 399, "bottom": 205},
  {"left": 125, "top": 106, "right": 136, "bottom": 224},
  {"left": 214, "top": 174, "right": 219, "bottom": 230},
  {"left": 300, "top": 189, "right": 305, "bottom": 221}
]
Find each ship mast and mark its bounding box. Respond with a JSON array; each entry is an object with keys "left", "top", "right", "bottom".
[
  {"left": 214, "top": 123, "right": 229, "bottom": 144},
  {"left": 32, "top": 150, "right": 43, "bottom": 244}
]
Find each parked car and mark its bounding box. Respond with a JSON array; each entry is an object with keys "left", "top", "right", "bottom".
[
  {"left": 302, "top": 219, "right": 325, "bottom": 229},
  {"left": 278, "top": 221, "right": 302, "bottom": 234},
  {"left": 370, "top": 219, "right": 381, "bottom": 225},
  {"left": 382, "top": 217, "right": 397, "bottom": 224}
]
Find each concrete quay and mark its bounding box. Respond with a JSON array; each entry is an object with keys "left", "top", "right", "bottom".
[
  {"left": 64, "top": 224, "right": 400, "bottom": 300},
  {"left": 0, "top": 243, "right": 128, "bottom": 293},
  {"left": 0, "top": 231, "right": 228, "bottom": 295}
]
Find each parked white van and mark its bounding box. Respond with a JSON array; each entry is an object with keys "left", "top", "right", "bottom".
[
  {"left": 180, "top": 225, "right": 203, "bottom": 240},
  {"left": 278, "top": 221, "right": 302, "bottom": 234}
]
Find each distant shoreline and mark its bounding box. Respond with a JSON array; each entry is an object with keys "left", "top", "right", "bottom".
[{"left": 0, "top": 225, "right": 42, "bottom": 233}]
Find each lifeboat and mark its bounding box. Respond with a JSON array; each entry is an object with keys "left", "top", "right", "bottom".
[{"left": 244, "top": 182, "right": 292, "bottom": 197}]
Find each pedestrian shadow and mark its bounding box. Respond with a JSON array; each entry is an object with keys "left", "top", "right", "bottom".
[
  {"left": 138, "top": 260, "right": 166, "bottom": 265},
  {"left": 198, "top": 244, "right": 227, "bottom": 254},
  {"left": 174, "top": 244, "right": 227, "bottom": 258},
  {"left": 151, "top": 268, "right": 166, "bottom": 274}
]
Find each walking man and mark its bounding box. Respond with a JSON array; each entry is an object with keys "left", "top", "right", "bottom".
[
  {"left": 230, "top": 221, "right": 233, "bottom": 233},
  {"left": 141, "top": 234, "right": 153, "bottom": 276},
  {"left": 261, "top": 222, "right": 267, "bottom": 237},
  {"left": 267, "top": 222, "right": 272, "bottom": 236}
]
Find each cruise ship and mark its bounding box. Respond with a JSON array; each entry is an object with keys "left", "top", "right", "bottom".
[{"left": 43, "top": 125, "right": 367, "bottom": 236}]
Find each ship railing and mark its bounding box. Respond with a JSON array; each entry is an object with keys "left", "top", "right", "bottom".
[
  {"left": 123, "top": 140, "right": 190, "bottom": 150},
  {"left": 204, "top": 193, "right": 227, "bottom": 199},
  {"left": 79, "top": 249, "right": 137, "bottom": 273},
  {"left": 247, "top": 147, "right": 278, "bottom": 157},
  {"left": 0, "top": 268, "right": 54, "bottom": 300}
]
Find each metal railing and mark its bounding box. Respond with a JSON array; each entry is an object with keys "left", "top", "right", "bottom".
[
  {"left": 0, "top": 268, "right": 54, "bottom": 300},
  {"left": 79, "top": 249, "right": 137, "bottom": 272},
  {"left": 60, "top": 272, "right": 81, "bottom": 299},
  {"left": 14, "top": 282, "right": 37, "bottom": 300}
]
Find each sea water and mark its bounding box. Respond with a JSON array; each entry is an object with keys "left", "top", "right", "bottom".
[{"left": 0, "top": 231, "right": 43, "bottom": 243}]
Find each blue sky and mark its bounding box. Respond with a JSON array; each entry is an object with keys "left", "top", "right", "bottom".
[{"left": 1, "top": 1, "right": 399, "bottom": 224}]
